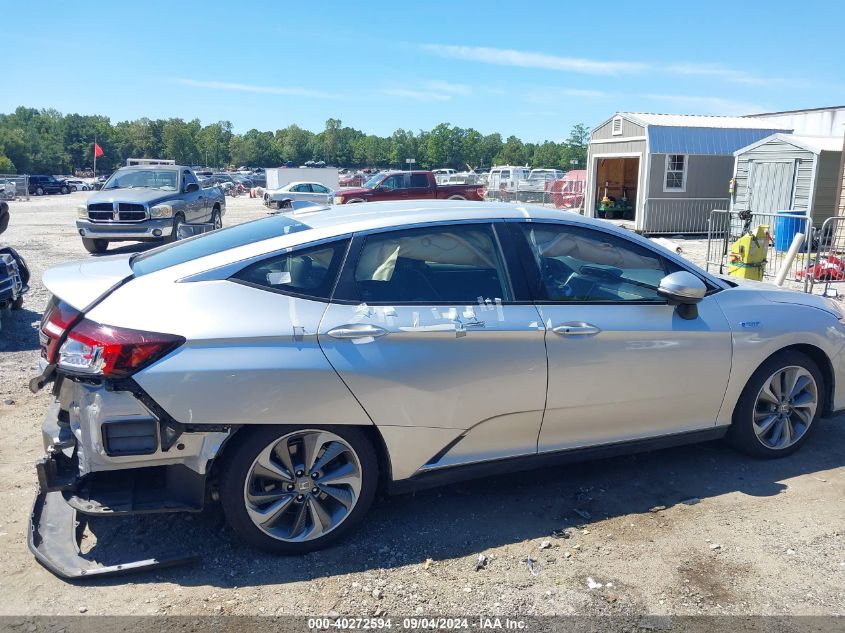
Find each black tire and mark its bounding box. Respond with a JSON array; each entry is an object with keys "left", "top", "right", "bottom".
[
  {"left": 36, "top": 187, "right": 44, "bottom": 196},
  {"left": 219, "top": 425, "right": 378, "bottom": 554},
  {"left": 70, "top": 185, "right": 78, "bottom": 192},
  {"left": 211, "top": 207, "right": 222, "bottom": 230},
  {"left": 168, "top": 213, "right": 185, "bottom": 243},
  {"left": 60, "top": 186, "right": 69, "bottom": 194},
  {"left": 726, "top": 350, "right": 824, "bottom": 458},
  {"left": 11, "top": 296, "right": 23, "bottom": 310},
  {"left": 81, "top": 238, "right": 109, "bottom": 254}
]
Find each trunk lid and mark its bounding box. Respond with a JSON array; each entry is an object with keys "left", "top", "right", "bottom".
[{"left": 42, "top": 254, "right": 133, "bottom": 311}]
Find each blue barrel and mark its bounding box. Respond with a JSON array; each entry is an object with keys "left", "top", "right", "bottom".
[{"left": 774, "top": 210, "right": 804, "bottom": 252}]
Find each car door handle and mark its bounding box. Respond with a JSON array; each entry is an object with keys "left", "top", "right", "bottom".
[
  {"left": 327, "top": 324, "right": 388, "bottom": 339},
  {"left": 552, "top": 322, "right": 601, "bottom": 336}
]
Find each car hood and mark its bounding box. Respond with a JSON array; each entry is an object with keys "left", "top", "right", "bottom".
[
  {"left": 86, "top": 188, "right": 177, "bottom": 205},
  {"left": 335, "top": 186, "right": 371, "bottom": 196},
  {"left": 42, "top": 254, "right": 133, "bottom": 311},
  {"left": 717, "top": 274, "right": 841, "bottom": 316}
]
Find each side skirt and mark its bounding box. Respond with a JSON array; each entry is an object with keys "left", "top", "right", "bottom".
[{"left": 387, "top": 427, "right": 729, "bottom": 495}]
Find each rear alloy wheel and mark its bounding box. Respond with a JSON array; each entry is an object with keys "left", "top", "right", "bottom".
[
  {"left": 81, "top": 237, "right": 109, "bottom": 254},
  {"left": 211, "top": 208, "right": 222, "bottom": 230},
  {"left": 728, "top": 351, "right": 823, "bottom": 457},
  {"left": 220, "top": 426, "right": 377, "bottom": 554},
  {"left": 36, "top": 187, "right": 44, "bottom": 196},
  {"left": 61, "top": 186, "right": 69, "bottom": 194}
]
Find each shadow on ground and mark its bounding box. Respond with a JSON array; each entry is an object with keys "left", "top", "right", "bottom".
[
  {"left": 0, "top": 306, "right": 41, "bottom": 352},
  {"left": 55, "top": 416, "right": 845, "bottom": 589}
]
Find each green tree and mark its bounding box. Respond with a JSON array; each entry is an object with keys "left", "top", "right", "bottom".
[
  {"left": 0, "top": 154, "right": 15, "bottom": 173},
  {"left": 496, "top": 135, "right": 527, "bottom": 166}
]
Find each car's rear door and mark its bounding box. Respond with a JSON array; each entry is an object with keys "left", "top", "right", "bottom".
[
  {"left": 318, "top": 221, "right": 547, "bottom": 472},
  {"left": 510, "top": 220, "right": 732, "bottom": 452}
]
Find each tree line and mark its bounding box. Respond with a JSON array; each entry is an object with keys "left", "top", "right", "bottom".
[{"left": 0, "top": 107, "right": 590, "bottom": 175}]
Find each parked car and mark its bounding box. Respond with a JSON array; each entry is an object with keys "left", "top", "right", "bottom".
[
  {"left": 334, "top": 170, "right": 483, "bottom": 204},
  {"left": 338, "top": 172, "right": 365, "bottom": 187},
  {"left": 28, "top": 175, "right": 70, "bottom": 196},
  {"left": 0, "top": 201, "right": 30, "bottom": 311},
  {"left": 65, "top": 179, "right": 93, "bottom": 192},
  {"left": 264, "top": 181, "right": 334, "bottom": 210},
  {"left": 29, "top": 200, "right": 845, "bottom": 577},
  {"left": 74, "top": 164, "right": 225, "bottom": 254}
]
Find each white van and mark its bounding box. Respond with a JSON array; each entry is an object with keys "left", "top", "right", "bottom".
[{"left": 487, "top": 166, "right": 530, "bottom": 196}]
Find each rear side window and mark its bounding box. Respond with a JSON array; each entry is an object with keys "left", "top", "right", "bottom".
[
  {"left": 409, "top": 173, "right": 429, "bottom": 188},
  {"left": 343, "top": 224, "right": 512, "bottom": 304},
  {"left": 232, "top": 239, "right": 349, "bottom": 300},
  {"left": 131, "top": 215, "right": 311, "bottom": 276}
]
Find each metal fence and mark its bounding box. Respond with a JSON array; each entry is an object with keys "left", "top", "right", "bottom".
[
  {"left": 482, "top": 176, "right": 586, "bottom": 212},
  {"left": 805, "top": 215, "right": 845, "bottom": 296},
  {"left": 705, "top": 209, "right": 812, "bottom": 291},
  {"left": 642, "top": 198, "right": 730, "bottom": 235},
  {"left": 0, "top": 175, "right": 29, "bottom": 201}
]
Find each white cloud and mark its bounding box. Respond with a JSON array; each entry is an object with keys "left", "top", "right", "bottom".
[
  {"left": 665, "top": 63, "right": 780, "bottom": 86},
  {"left": 422, "top": 44, "right": 648, "bottom": 75},
  {"left": 423, "top": 80, "right": 471, "bottom": 95},
  {"left": 381, "top": 88, "right": 453, "bottom": 102},
  {"left": 174, "top": 78, "right": 338, "bottom": 99},
  {"left": 644, "top": 94, "right": 767, "bottom": 115}
]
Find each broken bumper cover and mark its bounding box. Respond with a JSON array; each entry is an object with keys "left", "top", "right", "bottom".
[
  {"left": 27, "top": 381, "right": 230, "bottom": 580},
  {"left": 28, "top": 488, "right": 199, "bottom": 580}
]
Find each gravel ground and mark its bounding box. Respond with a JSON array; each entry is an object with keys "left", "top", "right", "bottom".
[{"left": 0, "top": 194, "right": 843, "bottom": 618}]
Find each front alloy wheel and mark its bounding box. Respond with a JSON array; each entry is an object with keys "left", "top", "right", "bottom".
[
  {"left": 220, "top": 426, "right": 377, "bottom": 553},
  {"left": 753, "top": 366, "right": 817, "bottom": 449},
  {"left": 728, "top": 351, "right": 823, "bottom": 457}
]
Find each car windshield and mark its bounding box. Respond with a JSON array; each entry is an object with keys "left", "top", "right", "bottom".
[
  {"left": 103, "top": 169, "right": 178, "bottom": 191},
  {"left": 362, "top": 173, "right": 386, "bottom": 189},
  {"left": 130, "top": 215, "right": 312, "bottom": 276}
]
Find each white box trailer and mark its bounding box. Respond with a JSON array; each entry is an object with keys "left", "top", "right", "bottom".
[{"left": 265, "top": 167, "right": 340, "bottom": 191}]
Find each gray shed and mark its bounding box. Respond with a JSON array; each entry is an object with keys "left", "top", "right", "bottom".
[
  {"left": 585, "top": 113, "right": 789, "bottom": 234},
  {"left": 731, "top": 134, "right": 844, "bottom": 226}
]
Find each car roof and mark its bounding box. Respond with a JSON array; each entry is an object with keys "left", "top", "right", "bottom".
[{"left": 295, "top": 200, "right": 596, "bottom": 235}]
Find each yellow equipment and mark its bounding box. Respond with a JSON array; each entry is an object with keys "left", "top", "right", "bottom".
[{"left": 729, "top": 225, "right": 768, "bottom": 281}]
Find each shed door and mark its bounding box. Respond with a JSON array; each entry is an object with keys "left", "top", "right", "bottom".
[{"left": 749, "top": 160, "right": 796, "bottom": 213}]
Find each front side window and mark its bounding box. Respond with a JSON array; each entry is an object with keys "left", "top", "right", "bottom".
[
  {"left": 348, "top": 224, "right": 512, "bottom": 303},
  {"left": 232, "top": 239, "right": 349, "bottom": 300},
  {"left": 520, "top": 223, "right": 680, "bottom": 302},
  {"left": 312, "top": 184, "right": 329, "bottom": 194},
  {"left": 381, "top": 174, "right": 406, "bottom": 190},
  {"left": 664, "top": 154, "right": 686, "bottom": 191}
]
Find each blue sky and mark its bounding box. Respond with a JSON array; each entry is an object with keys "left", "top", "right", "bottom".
[{"left": 4, "top": 1, "right": 844, "bottom": 141}]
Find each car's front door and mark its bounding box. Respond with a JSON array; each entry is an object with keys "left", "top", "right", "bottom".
[
  {"left": 511, "top": 221, "right": 732, "bottom": 452},
  {"left": 318, "top": 222, "right": 548, "bottom": 470},
  {"left": 374, "top": 174, "right": 409, "bottom": 201},
  {"left": 181, "top": 169, "right": 204, "bottom": 221}
]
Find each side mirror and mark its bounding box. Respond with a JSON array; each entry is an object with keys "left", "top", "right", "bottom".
[
  {"left": 658, "top": 271, "right": 707, "bottom": 320},
  {"left": 185, "top": 182, "right": 200, "bottom": 194}
]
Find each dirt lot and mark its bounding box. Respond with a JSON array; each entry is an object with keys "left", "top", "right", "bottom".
[{"left": 0, "top": 193, "right": 843, "bottom": 618}]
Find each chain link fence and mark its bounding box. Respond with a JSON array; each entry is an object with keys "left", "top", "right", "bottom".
[
  {"left": 481, "top": 173, "right": 586, "bottom": 212},
  {"left": 0, "top": 175, "right": 29, "bottom": 201}
]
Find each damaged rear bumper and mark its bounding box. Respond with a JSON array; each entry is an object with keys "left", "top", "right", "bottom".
[
  {"left": 28, "top": 488, "right": 198, "bottom": 580},
  {"left": 28, "top": 378, "right": 232, "bottom": 580}
]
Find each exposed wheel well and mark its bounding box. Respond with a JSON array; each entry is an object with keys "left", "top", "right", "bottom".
[
  {"left": 447, "top": 195, "right": 466, "bottom": 200},
  {"left": 765, "top": 344, "right": 834, "bottom": 414}
]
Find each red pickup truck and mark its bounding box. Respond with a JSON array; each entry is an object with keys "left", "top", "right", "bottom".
[{"left": 333, "top": 170, "right": 484, "bottom": 204}]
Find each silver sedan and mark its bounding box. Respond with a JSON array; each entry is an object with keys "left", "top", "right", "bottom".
[
  {"left": 30, "top": 201, "right": 845, "bottom": 576},
  {"left": 263, "top": 181, "right": 334, "bottom": 210}
]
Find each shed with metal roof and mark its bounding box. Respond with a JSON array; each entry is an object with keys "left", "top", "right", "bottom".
[
  {"left": 585, "top": 112, "right": 790, "bottom": 234},
  {"left": 731, "top": 133, "right": 844, "bottom": 226}
]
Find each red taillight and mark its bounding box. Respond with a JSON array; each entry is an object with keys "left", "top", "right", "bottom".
[
  {"left": 40, "top": 298, "right": 82, "bottom": 363},
  {"left": 58, "top": 319, "right": 185, "bottom": 378}
]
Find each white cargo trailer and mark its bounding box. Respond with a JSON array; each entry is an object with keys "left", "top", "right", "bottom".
[{"left": 265, "top": 167, "right": 339, "bottom": 190}]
